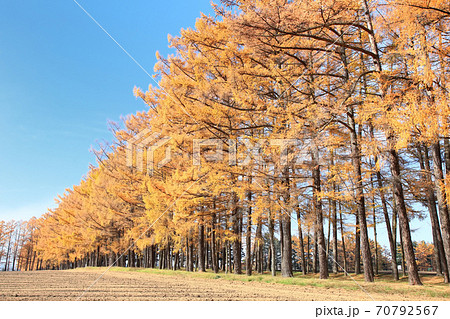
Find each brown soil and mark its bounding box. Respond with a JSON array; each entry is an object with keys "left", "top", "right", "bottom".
[{"left": 0, "top": 268, "right": 447, "bottom": 301}]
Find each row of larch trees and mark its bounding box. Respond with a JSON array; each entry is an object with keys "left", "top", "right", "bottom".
[
  {"left": 0, "top": 220, "right": 36, "bottom": 271},
  {"left": 10, "top": 0, "right": 450, "bottom": 285}
]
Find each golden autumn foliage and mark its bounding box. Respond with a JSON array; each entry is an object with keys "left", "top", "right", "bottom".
[{"left": 6, "top": 0, "right": 449, "bottom": 286}]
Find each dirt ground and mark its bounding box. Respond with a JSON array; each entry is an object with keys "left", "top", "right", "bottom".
[{"left": 0, "top": 268, "right": 448, "bottom": 301}]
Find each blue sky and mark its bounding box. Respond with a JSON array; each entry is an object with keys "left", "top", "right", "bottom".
[
  {"left": 0, "top": 0, "right": 432, "bottom": 245},
  {"left": 0, "top": 0, "right": 213, "bottom": 221}
]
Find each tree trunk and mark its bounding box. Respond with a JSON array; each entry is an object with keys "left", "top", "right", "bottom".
[
  {"left": 246, "top": 189, "right": 252, "bottom": 276},
  {"left": 31, "top": 251, "right": 36, "bottom": 271},
  {"left": 205, "top": 239, "right": 209, "bottom": 270},
  {"left": 296, "top": 207, "right": 307, "bottom": 275},
  {"left": 313, "top": 226, "right": 318, "bottom": 273},
  {"left": 390, "top": 149, "right": 422, "bottom": 284},
  {"left": 279, "top": 213, "right": 283, "bottom": 263},
  {"left": 268, "top": 207, "right": 276, "bottom": 276},
  {"left": 211, "top": 213, "right": 219, "bottom": 274},
  {"left": 370, "top": 173, "right": 379, "bottom": 275},
  {"left": 151, "top": 245, "right": 156, "bottom": 268},
  {"left": 307, "top": 228, "right": 311, "bottom": 273},
  {"left": 4, "top": 234, "right": 12, "bottom": 271},
  {"left": 185, "top": 237, "right": 190, "bottom": 271},
  {"left": 109, "top": 251, "right": 116, "bottom": 268},
  {"left": 373, "top": 198, "right": 379, "bottom": 275},
  {"left": 226, "top": 240, "right": 232, "bottom": 274},
  {"left": 361, "top": 0, "right": 420, "bottom": 285},
  {"left": 326, "top": 204, "right": 331, "bottom": 258},
  {"left": 419, "top": 143, "right": 448, "bottom": 282},
  {"left": 312, "top": 147, "right": 328, "bottom": 279},
  {"left": 232, "top": 192, "right": 242, "bottom": 274},
  {"left": 280, "top": 167, "right": 293, "bottom": 277},
  {"left": 332, "top": 196, "right": 338, "bottom": 274},
  {"left": 189, "top": 241, "right": 194, "bottom": 272},
  {"left": 444, "top": 138, "right": 450, "bottom": 174},
  {"left": 355, "top": 212, "right": 361, "bottom": 275},
  {"left": 339, "top": 201, "right": 348, "bottom": 274},
  {"left": 173, "top": 252, "right": 179, "bottom": 271},
  {"left": 376, "top": 166, "right": 399, "bottom": 280},
  {"left": 11, "top": 227, "right": 21, "bottom": 271},
  {"left": 198, "top": 221, "right": 206, "bottom": 272},
  {"left": 431, "top": 142, "right": 450, "bottom": 276},
  {"left": 0, "top": 242, "right": 5, "bottom": 270},
  {"left": 280, "top": 212, "right": 293, "bottom": 277},
  {"left": 255, "top": 217, "right": 263, "bottom": 274}
]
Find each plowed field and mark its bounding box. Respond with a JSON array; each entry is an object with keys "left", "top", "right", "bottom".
[{"left": 0, "top": 268, "right": 448, "bottom": 301}]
